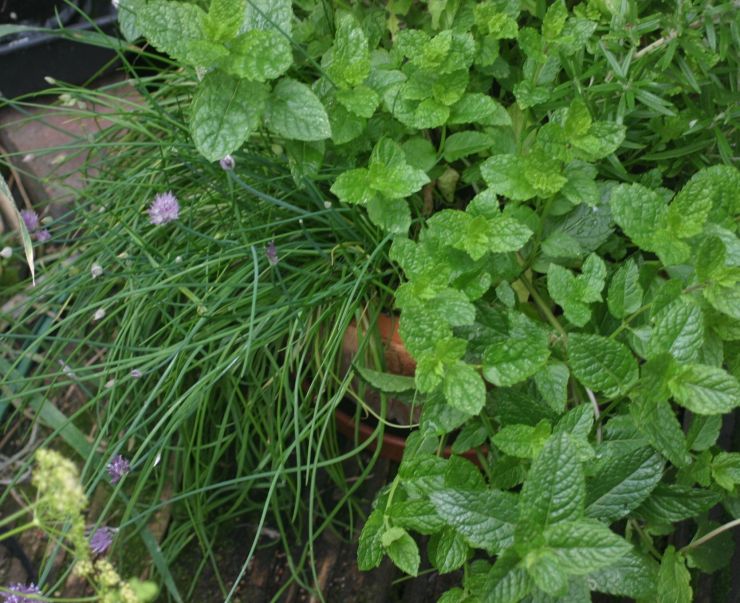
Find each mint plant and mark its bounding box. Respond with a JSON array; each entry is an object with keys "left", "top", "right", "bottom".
[{"left": 116, "top": 0, "right": 740, "bottom": 600}]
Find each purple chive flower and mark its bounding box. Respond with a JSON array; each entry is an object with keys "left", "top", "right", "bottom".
[
  {"left": 130, "top": 369, "right": 142, "bottom": 379},
  {"left": 266, "top": 241, "right": 279, "bottom": 266},
  {"left": 106, "top": 454, "right": 130, "bottom": 485},
  {"left": 20, "top": 210, "right": 39, "bottom": 232},
  {"left": 219, "top": 155, "right": 235, "bottom": 171},
  {"left": 147, "top": 191, "right": 179, "bottom": 225},
  {"left": 35, "top": 229, "right": 51, "bottom": 242},
  {"left": 2, "top": 583, "right": 41, "bottom": 603},
  {"left": 89, "top": 526, "right": 116, "bottom": 555}
]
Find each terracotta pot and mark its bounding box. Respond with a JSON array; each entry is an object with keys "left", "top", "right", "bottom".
[{"left": 338, "top": 314, "right": 485, "bottom": 464}]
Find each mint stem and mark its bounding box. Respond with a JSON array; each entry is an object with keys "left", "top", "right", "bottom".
[{"left": 681, "top": 518, "right": 740, "bottom": 553}]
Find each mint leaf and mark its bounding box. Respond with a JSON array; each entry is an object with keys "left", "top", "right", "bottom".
[
  {"left": 190, "top": 72, "right": 268, "bottom": 162},
  {"left": 388, "top": 499, "right": 446, "bottom": 534},
  {"left": 607, "top": 258, "right": 643, "bottom": 319},
  {"left": 221, "top": 30, "right": 292, "bottom": 81},
  {"left": 327, "top": 13, "right": 371, "bottom": 88},
  {"left": 443, "top": 131, "right": 494, "bottom": 162},
  {"left": 585, "top": 447, "right": 663, "bottom": 524},
  {"left": 520, "top": 433, "right": 585, "bottom": 530},
  {"left": 686, "top": 415, "right": 722, "bottom": 451},
  {"left": 668, "top": 364, "right": 740, "bottom": 415},
  {"left": 205, "top": 0, "right": 247, "bottom": 42},
  {"left": 657, "top": 546, "right": 692, "bottom": 603},
  {"left": 336, "top": 85, "right": 380, "bottom": 118},
  {"left": 547, "top": 254, "right": 606, "bottom": 326},
  {"left": 429, "top": 527, "right": 469, "bottom": 574},
  {"left": 542, "top": 1, "right": 568, "bottom": 40},
  {"left": 357, "top": 509, "right": 385, "bottom": 570},
  {"left": 610, "top": 183, "right": 668, "bottom": 250},
  {"left": 382, "top": 527, "right": 420, "bottom": 576},
  {"left": 448, "top": 93, "right": 511, "bottom": 126},
  {"left": 568, "top": 334, "right": 638, "bottom": 398},
  {"left": 544, "top": 520, "right": 631, "bottom": 575},
  {"left": 369, "top": 139, "right": 430, "bottom": 199},
  {"left": 137, "top": 1, "right": 212, "bottom": 65},
  {"left": 430, "top": 489, "right": 518, "bottom": 553},
  {"left": 356, "top": 366, "right": 415, "bottom": 393},
  {"left": 480, "top": 551, "right": 533, "bottom": 603},
  {"left": 444, "top": 362, "right": 487, "bottom": 415},
  {"left": 686, "top": 521, "right": 735, "bottom": 573},
  {"left": 492, "top": 420, "right": 551, "bottom": 459},
  {"left": 647, "top": 297, "right": 704, "bottom": 363},
  {"left": 630, "top": 397, "right": 692, "bottom": 468},
  {"left": 711, "top": 452, "right": 740, "bottom": 491},
  {"left": 244, "top": 0, "right": 293, "bottom": 36},
  {"left": 671, "top": 166, "right": 737, "bottom": 234},
  {"left": 534, "top": 362, "right": 570, "bottom": 413},
  {"left": 482, "top": 312, "right": 550, "bottom": 387},
  {"left": 264, "top": 78, "right": 331, "bottom": 141},
  {"left": 366, "top": 195, "right": 412, "bottom": 234},
  {"left": 637, "top": 483, "right": 720, "bottom": 524},
  {"left": 481, "top": 155, "right": 537, "bottom": 201},
  {"left": 523, "top": 549, "right": 568, "bottom": 596},
  {"left": 586, "top": 550, "right": 658, "bottom": 599},
  {"left": 330, "top": 169, "right": 372, "bottom": 205}
]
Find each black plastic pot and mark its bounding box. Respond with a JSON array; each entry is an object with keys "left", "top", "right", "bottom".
[{"left": 0, "top": 0, "right": 118, "bottom": 98}]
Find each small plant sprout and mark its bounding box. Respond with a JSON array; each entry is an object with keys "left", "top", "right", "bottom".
[
  {"left": 106, "top": 455, "right": 131, "bottom": 485},
  {"left": 147, "top": 191, "right": 179, "bottom": 225},
  {"left": 91, "top": 262, "right": 103, "bottom": 278}
]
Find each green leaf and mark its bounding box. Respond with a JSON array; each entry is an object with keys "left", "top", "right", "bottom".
[
  {"left": 534, "top": 363, "right": 570, "bottom": 413},
  {"left": 514, "top": 81, "right": 551, "bottom": 109},
  {"left": 369, "top": 139, "right": 430, "bottom": 199},
  {"left": 711, "top": 452, "right": 740, "bottom": 491},
  {"left": 383, "top": 527, "right": 420, "bottom": 576},
  {"left": 448, "top": 93, "right": 511, "bottom": 126},
  {"left": 205, "top": 0, "right": 247, "bottom": 41},
  {"left": 330, "top": 169, "right": 372, "bottom": 205},
  {"left": 444, "top": 362, "right": 487, "bottom": 415},
  {"left": 190, "top": 72, "right": 268, "bottom": 162},
  {"left": 607, "top": 258, "right": 643, "bottom": 320},
  {"left": 388, "top": 499, "right": 446, "bottom": 535},
  {"left": 568, "top": 334, "right": 638, "bottom": 398},
  {"left": 544, "top": 520, "right": 631, "bottom": 575},
  {"left": 221, "top": 30, "right": 292, "bottom": 81},
  {"left": 686, "top": 414, "right": 722, "bottom": 451},
  {"left": 571, "top": 121, "right": 625, "bottom": 160},
  {"left": 481, "top": 155, "right": 537, "bottom": 201},
  {"left": 669, "top": 364, "right": 740, "bottom": 415},
  {"left": 492, "top": 420, "right": 551, "bottom": 459},
  {"left": 117, "top": 0, "right": 143, "bottom": 42},
  {"left": 244, "top": 0, "right": 293, "bottom": 36},
  {"left": 523, "top": 549, "right": 568, "bottom": 597},
  {"left": 520, "top": 433, "right": 585, "bottom": 530},
  {"left": 327, "top": 13, "right": 371, "bottom": 88},
  {"left": 430, "top": 488, "right": 518, "bottom": 553},
  {"left": 630, "top": 397, "right": 691, "bottom": 468},
  {"left": 637, "top": 483, "right": 720, "bottom": 524},
  {"left": 136, "top": 1, "right": 213, "bottom": 65},
  {"left": 704, "top": 283, "right": 740, "bottom": 320},
  {"left": 586, "top": 550, "right": 658, "bottom": 599},
  {"left": 610, "top": 183, "right": 668, "bottom": 251},
  {"left": 672, "top": 166, "right": 739, "bottom": 234},
  {"left": 585, "top": 447, "right": 663, "bottom": 524},
  {"left": 357, "top": 509, "right": 385, "bottom": 570},
  {"left": 429, "top": 527, "right": 469, "bottom": 574},
  {"left": 657, "top": 547, "right": 692, "bottom": 603},
  {"left": 481, "top": 551, "right": 533, "bottom": 603},
  {"left": 336, "top": 85, "right": 380, "bottom": 118},
  {"left": 264, "top": 78, "right": 331, "bottom": 141},
  {"left": 356, "top": 366, "right": 415, "bottom": 393},
  {"left": 542, "top": 1, "right": 568, "bottom": 41},
  {"left": 0, "top": 177, "right": 34, "bottom": 285},
  {"left": 366, "top": 195, "right": 411, "bottom": 234},
  {"left": 547, "top": 254, "right": 606, "bottom": 327},
  {"left": 482, "top": 312, "right": 550, "bottom": 387},
  {"left": 443, "top": 131, "right": 494, "bottom": 162},
  {"left": 647, "top": 297, "right": 704, "bottom": 363},
  {"left": 686, "top": 521, "right": 736, "bottom": 573},
  {"left": 561, "top": 161, "right": 599, "bottom": 206}
]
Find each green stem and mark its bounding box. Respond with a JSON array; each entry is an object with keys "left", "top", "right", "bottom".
[
  {"left": 0, "top": 507, "right": 33, "bottom": 531},
  {"left": 609, "top": 304, "right": 651, "bottom": 339},
  {"left": 680, "top": 518, "right": 740, "bottom": 553},
  {"left": 0, "top": 522, "right": 36, "bottom": 541},
  {"left": 517, "top": 267, "right": 568, "bottom": 339}
]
